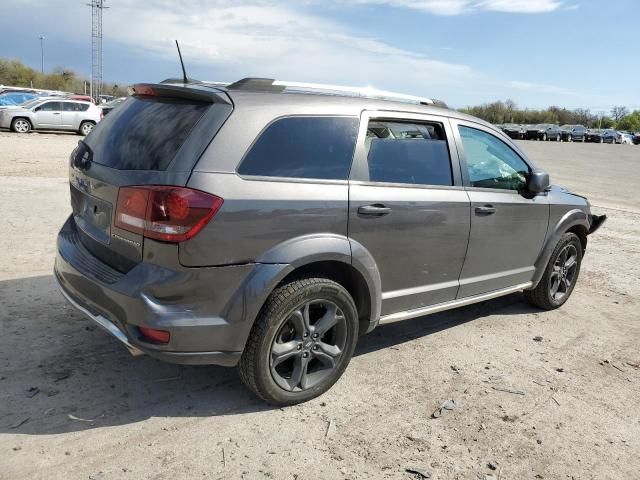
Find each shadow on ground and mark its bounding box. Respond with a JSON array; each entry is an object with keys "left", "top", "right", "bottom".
[{"left": 0, "top": 274, "right": 538, "bottom": 435}]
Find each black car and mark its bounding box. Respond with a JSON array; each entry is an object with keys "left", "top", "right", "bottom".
[
  {"left": 526, "top": 124, "right": 561, "bottom": 141},
  {"left": 501, "top": 123, "right": 525, "bottom": 139},
  {"left": 560, "top": 125, "right": 587, "bottom": 142},
  {"left": 633, "top": 133, "right": 640, "bottom": 145},
  {"left": 587, "top": 129, "right": 617, "bottom": 144},
  {"left": 99, "top": 97, "right": 126, "bottom": 117}
]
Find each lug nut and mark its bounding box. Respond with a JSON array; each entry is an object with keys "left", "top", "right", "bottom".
[
  {"left": 303, "top": 352, "right": 308, "bottom": 358},
  {"left": 313, "top": 345, "right": 318, "bottom": 351},
  {"left": 312, "top": 333, "right": 318, "bottom": 339},
  {"left": 303, "top": 332, "right": 309, "bottom": 337},
  {"left": 297, "top": 344, "right": 302, "bottom": 350}
]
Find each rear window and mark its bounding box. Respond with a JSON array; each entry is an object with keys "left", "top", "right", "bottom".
[
  {"left": 85, "top": 96, "right": 209, "bottom": 170},
  {"left": 237, "top": 116, "right": 359, "bottom": 180},
  {"left": 365, "top": 120, "right": 452, "bottom": 186}
]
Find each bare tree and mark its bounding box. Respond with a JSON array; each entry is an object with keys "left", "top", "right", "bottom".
[{"left": 611, "top": 106, "right": 629, "bottom": 123}]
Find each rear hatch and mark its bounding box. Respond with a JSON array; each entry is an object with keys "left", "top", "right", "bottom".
[{"left": 68, "top": 83, "right": 232, "bottom": 273}]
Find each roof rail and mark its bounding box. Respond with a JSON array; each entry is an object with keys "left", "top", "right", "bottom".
[{"left": 225, "top": 77, "right": 439, "bottom": 106}]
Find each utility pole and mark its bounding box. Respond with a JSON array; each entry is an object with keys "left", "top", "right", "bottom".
[
  {"left": 39, "top": 36, "right": 45, "bottom": 73},
  {"left": 88, "top": 0, "right": 108, "bottom": 103}
]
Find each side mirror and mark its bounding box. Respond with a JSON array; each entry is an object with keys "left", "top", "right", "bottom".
[{"left": 528, "top": 169, "right": 550, "bottom": 193}]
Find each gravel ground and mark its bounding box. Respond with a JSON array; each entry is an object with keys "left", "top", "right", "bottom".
[{"left": 1, "top": 131, "right": 639, "bottom": 480}]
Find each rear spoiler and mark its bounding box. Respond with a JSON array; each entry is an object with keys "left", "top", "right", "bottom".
[{"left": 128, "top": 83, "right": 231, "bottom": 104}]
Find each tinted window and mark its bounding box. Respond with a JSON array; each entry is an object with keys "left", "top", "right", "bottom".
[
  {"left": 62, "top": 102, "right": 78, "bottom": 111},
  {"left": 39, "top": 101, "right": 62, "bottom": 111},
  {"left": 238, "top": 116, "right": 359, "bottom": 180},
  {"left": 365, "top": 120, "right": 452, "bottom": 186},
  {"left": 85, "top": 96, "right": 208, "bottom": 170},
  {"left": 77, "top": 103, "right": 90, "bottom": 111},
  {"left": 459, "top": 126, "right": 529, "bottom": 191}
]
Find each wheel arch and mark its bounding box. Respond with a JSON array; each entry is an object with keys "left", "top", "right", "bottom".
[
  {"left": 11, "top": 116, "right": 33, "bottom": 129},
  {"left": 223, "top": 234, "right": 382, "bottom": 351},
  {"left": 531, "top": 209, "right": 589, "bottom": 288}
]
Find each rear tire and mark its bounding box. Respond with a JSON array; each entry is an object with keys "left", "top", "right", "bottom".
[
  {"left": 11, "top": 118, "right": 32, "bottom": 134},
  {"left": 525, "top": 233, "right": 582, "bottom": 310},
  {"left": 78, "top": 121, "right": 95, "bottom": 136},
  {"left": 238, "top": 277, "right": 359, "bottom": 405},
  {"left": 542, "top": 133, "right": 547, "bottom": 141}
]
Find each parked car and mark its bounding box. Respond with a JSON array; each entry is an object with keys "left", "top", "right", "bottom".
[
  {"left": 526, "top": 124, "right": 561, "bottom": 141},
  {"left": 0, "top": 91, "right": 43, "bottom": 107},
  {"left": 617, "top": 132, "right": 633, "bottom": 144},
  {"left": 67, "top": 94, "right": 95, "bottom": 104},
  {"left": 0, "top": 98, "right": 101, "bottom": 135},
  {"left": 587, "top": 129, "right": 617, "bottom": 144},
  {"left": 633, "top": 133, "right": 640, "bottom": 145},
  {"left": 99, "top": 97, "right": 127, "bottom": 116},
  {"left": 560, "top": 124, "right": 588, "bottom": 142},
  {"left": 54, "top": 78, "right": 606, "bottom": 405},
  {"left": 501, "top": 123, "right": 525, "bottom": 140}
]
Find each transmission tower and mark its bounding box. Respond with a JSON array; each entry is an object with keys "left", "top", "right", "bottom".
[{"left": 88, "top": 0, "right": 108, "bottom": 102}]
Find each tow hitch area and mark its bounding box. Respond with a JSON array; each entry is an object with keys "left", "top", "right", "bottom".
[{"left": 588, "top": 214, "right": 607, "bottom": 235}]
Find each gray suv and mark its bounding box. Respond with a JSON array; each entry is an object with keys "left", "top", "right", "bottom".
[{"left": 54, "top": 78, "right": 606, "bottom": 405}]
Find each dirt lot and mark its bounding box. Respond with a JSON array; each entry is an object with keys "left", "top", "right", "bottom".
[{"left": 1, "top": 131, "right": 639, "bottom": 480}]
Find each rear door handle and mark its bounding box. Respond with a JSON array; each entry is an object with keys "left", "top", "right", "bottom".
[
  {"left": 475, "top": 205, "right": 496, "bottom": 215},
  {"left": 358, "top": 204, "right": 391, "bottom": 217}
]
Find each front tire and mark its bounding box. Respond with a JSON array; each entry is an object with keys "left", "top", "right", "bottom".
[
  {"left": 11, "top": 118, "right": 32, "bottom": 134},
  {"left": 525, "top": 233, "right": 582, "bottom": 310},
  {"left": 238, "top": 277, "right": 359, "bottom": 405}
]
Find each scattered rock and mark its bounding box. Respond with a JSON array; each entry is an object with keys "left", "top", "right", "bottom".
[
  {"left": 13, "top": 446, "right": 22, "bottom": 451},
  {"left": 533, "top": 336, "right": 543, "bottom": 342},
  {"left": 450, "top": 365, "right": 461, "bottom": 374},
  {"left": 26, "top": 386, "right": 40, "bottom": 398},
  {"left": 487, "top": 462, "right": 497, "bottom": 470},
  {"left": 501, "top": 415, "right": 518, "bottom": 423},
  {"left": 405, "top": 466, "right": 431, "bottom": 478},
  {"left": 555, "top": 368, "right": 564, "bottom": 373},
  {"left": 432, "top": 399, "right": 456, "bottom": 418}
]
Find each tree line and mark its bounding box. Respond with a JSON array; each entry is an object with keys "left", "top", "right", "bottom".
[
  {"left": 459, "top": 100, "right": 640, "bottom": 132},
  {"left": 0, "top": 58, "right": 127, "bottom": 97}
]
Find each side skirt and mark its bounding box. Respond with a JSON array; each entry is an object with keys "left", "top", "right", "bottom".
[{"left": 378, "top": 282, "right": 532, "bottom": 325}]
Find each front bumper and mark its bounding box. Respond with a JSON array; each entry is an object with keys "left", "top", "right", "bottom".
[
  {"left": 588, "top": 214, "right": 607, "bottom": 235},
  {"left": 54, "top": 216, "right": 254, "bottom": 366}
]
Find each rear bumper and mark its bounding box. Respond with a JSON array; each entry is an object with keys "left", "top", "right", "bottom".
[{"left": 54, "top": 216, "right": 255, "bottom": 366}]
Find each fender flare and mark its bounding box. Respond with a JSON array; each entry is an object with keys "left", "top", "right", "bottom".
[
  {"left": 531, "top": 208, "right": 589, "bottom": 288},
  {"left": 222, "top": 234, "right": 382, "bottom": 349}
]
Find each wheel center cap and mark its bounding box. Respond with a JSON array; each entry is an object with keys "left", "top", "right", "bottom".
[{"left": 303, "top": 340, "right": 313, "bottom": 350}]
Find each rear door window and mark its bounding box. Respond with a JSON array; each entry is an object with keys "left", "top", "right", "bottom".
[
  {"left": 364, "top": 120, "right": 453, "bottom": 186},
  {"left": 238, "top": 116, "right": 359, "bottom": 180},
  {"left": 39, "top": 101, "right": 62, "bottom": 111},
  {"left": 85, "top": 96, "right": 209, "bottom": 170}
]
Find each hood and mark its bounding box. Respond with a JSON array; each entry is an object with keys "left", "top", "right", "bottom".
[{"left": 549, "top": 184, "right": 588, "bottom": 201}]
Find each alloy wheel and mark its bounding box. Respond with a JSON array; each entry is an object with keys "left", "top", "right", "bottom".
[
  {"left": 81, "top": 123, "right": 94, "bottom": 135},
  {"left": 549, "top": 244, "right": 578, "bottom": 301},
  {"left": 14, "top": 119, "right": 30, "bottom": 133},
  {"left": 270, "top": 300, "right": 347, "bottom": 392}
]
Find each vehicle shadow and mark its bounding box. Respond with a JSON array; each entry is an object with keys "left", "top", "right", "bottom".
[{"left": 0, "top": 274, "right": 538, "bottom": 435}]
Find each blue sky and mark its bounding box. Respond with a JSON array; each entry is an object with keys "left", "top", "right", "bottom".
[{"left": 1, "top": 0, "right": 638, "bottom": 111}]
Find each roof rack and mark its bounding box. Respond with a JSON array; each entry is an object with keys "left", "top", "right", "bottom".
[{"left": 224, "top": 77, "right": 442, "bottom": 106}]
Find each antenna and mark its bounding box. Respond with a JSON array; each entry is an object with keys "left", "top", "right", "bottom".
[{"left": 175, "top": 40, "right": 188, "bottom": 84}]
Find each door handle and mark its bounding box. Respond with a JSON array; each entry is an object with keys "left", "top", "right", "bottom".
[
  {"left": 358, "top": 204, "right": 391, "bottom": 217},
  {"left": 53, "top": 112, "right": 61, "bottom": 115},
  {"left": 475, "top": 205, "right": 496, "bottom": 215}
]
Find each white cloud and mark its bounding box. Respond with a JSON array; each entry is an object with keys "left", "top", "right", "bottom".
[{"left": 349, "top": 0, "right": 565, "bottom": 15}]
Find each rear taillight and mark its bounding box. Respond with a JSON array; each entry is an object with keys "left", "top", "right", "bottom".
[
  {"left": 138, "top": 326, "right": 170, "bottom": 344},
  {"left": 114, "top": 186, "right": 223, "bottom": 242}
]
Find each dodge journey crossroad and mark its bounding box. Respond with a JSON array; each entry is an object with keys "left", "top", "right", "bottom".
[{"left": 54, "top": 78, "right": 606, "bottom": 405}]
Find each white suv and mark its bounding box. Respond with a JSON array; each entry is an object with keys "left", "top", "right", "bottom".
[{"left": 0, "top": 98, "right": 102, "bottom": 135}]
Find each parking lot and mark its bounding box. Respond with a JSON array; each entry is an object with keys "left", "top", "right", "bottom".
[{"left": 1, "top": 131, "right": 639, "bottom": 479}]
